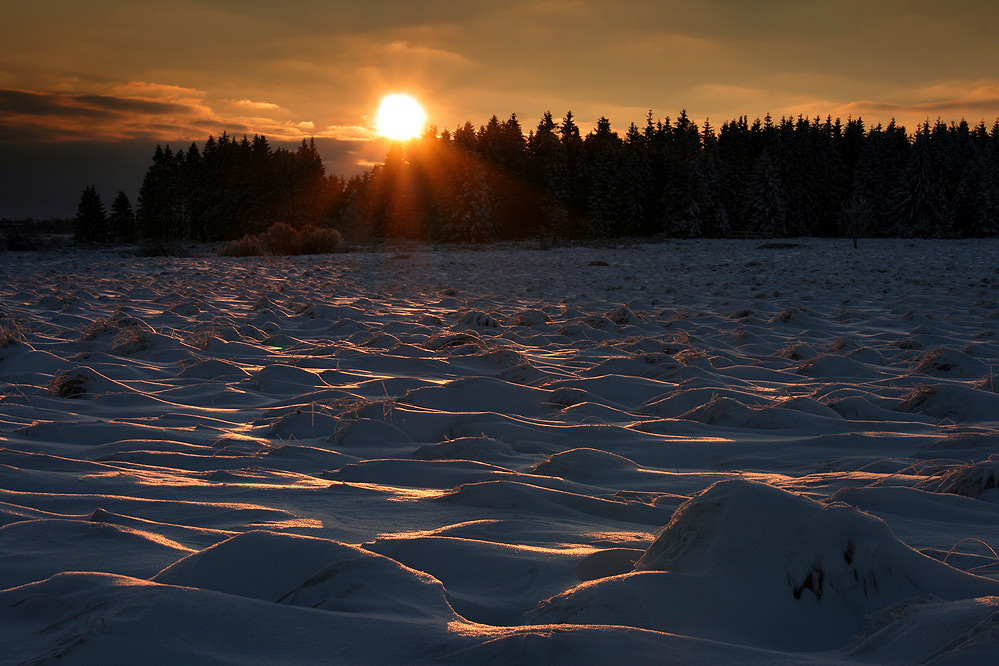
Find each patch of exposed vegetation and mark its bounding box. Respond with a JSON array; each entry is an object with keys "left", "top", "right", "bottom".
[{"left": 217, "top": 223, "right": 344, "bottom": 257}]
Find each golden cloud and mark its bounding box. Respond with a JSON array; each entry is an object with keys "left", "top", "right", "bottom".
[
  {"left": 222, "top": 98, "right": 286, "bottom": 112},
  {"left": 0, "top": 84, "right": 348, "bottom": 144},
  {"left": 787, "top": 80, "right": 999, "bottom": 129}
]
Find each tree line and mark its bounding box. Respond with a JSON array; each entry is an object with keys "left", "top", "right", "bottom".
[
  {"left": 75, "top": 133, "right": 344, "bottom": 244},
  {"left": 75, "top": 111, "right": 999, "bottom": 245}
]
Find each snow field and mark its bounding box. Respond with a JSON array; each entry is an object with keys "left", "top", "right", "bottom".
[{"left": 1, "top": 238, "right": 998, "bottom": 664}]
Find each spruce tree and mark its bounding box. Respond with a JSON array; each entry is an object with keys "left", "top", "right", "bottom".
[
  {"left": 968, "top": 137, "right": 999, "bottom": 236},
  {"left": 528, "top": 112, "right": 571, "bottom": 238},
  {"left": 743, "top": 148, "right": 788, "bottom": 237},
  {"left": 109, "top": 191, "right": 136, "bottom": 242},
  {"left": 74, "top": 185, "right": 110, "bottom": 243},
  {"left": 888, "top": 123, "right": 953, "bottom": 237}
]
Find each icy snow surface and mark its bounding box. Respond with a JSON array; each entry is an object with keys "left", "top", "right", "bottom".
[{"left": 2, "top": 238, "right": 998, "bottom": 665}]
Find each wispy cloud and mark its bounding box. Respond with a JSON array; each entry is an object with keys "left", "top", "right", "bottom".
[
  {"left": 222, "top": 99, "right": 286, "bottom": 112},
  {"left": 785, "top": 80, "right": 999, "bottom": 129},
  {"left": 0, "top": 84, "right": 358, "bottom": 144}
]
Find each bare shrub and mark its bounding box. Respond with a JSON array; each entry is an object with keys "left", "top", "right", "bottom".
[
  {"left": 262, "top": 222, "right": 300, "bottom": 255},
  {"left": 296, "top": 226, "right": 343, "bottom": 254},
  {"left": 217, "top": 224, "right": 343, "bottom": 256},
  {"left": 217, "top": 235, "right": 264, "bottom": 257}
]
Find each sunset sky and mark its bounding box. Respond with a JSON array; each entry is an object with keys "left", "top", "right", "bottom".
[{"left": 3, "top": 0, "right": 998, "bottom": 218}]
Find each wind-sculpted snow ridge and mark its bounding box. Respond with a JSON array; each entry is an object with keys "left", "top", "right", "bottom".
[{"left": 2, "top": 238, "right": 999, "bottom": 665}]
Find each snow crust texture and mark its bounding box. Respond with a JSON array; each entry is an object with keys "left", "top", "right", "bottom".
[{"left": 2, "top": 238, "right": 999, "bottom": 665}]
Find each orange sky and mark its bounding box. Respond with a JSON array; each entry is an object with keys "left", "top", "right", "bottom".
[{"left": 2, "top": 0, "right": 998, "bottom": 217}]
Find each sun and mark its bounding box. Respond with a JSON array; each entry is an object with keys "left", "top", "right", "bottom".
[{"left": 375, "top": 94, "right": 426, "bottom": 141}]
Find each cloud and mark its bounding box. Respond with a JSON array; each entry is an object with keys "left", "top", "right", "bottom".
[
  {"left": 785, "top": 80, "right": 999, "bottom": 129},
  {"left": 0, "top": 89, "right": 196, "bottom": 120},
  {"left": 108, "top": 82, "right": 207, "bottom": 102},
  {"left": 317, "top": 124, "right": 376, "bottom": 141},
  {"left": 0, "top": 85, "right": 346, "bottom": 144},
  {"left": 383, "top": 40, "right": 470, "bottom": 66},
  {"left": 222, "top": 98, "right": 286, "bottom": 112}
]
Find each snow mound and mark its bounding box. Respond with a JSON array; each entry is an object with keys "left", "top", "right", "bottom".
[
  {"left": 845, "top": 347, "right": 888, "bottom": 366},
  {"left": 797, "top": 354, "right": 882, "bottom": 379},
  {"left": 302, "top": 303, "right": 366, "bottom": 320},
  {"left": 46, "top": 366, "right": 127, "bottom": 398},
  {"left": 79, "top": 314, "right": 154, "bottom": 341},
  {"left": 265, "top": 408, "right": 340, "bottom": 439},
  {"left": 107, "top": 327, "right": 161, "bottom": 355},
  {"left": 441, "top": 480, "right": 669, "bottom": 525},
  {"left": 359, "top": 332, "right": 401, "bottom": 349},
  {"left": 177, "top": 358, "right": 249, "bottom": 380},
  {"left": 401, "top": 376, "right": 548, "bottom": 416},
  {"left": 546, "top": 387, "right": 591, "bottom": 408},
  {"left": 166, "top": 301, "right": 201, "bottom": 316},
  {"left": 423, "top": 332, "right": 480, "bottom": 351},
  {"left": 911, "top": 347, "right": 990, "bottom": 378},
  {"left": 773, "top": 395, "right": 843, "bottom": 419},
  {"left": 778, "top": 342, "right": 819, "bottom": 361},
  {"left": 676, "top": 395, "right": 847, "bottom": 430},
  {"left": 976, "top": 373, "right": 998, "bottom": 393},
  {"left": 639, "top": 481, "right": 884, "bottom": 578},
  {"left": 894, "top": 383, "right": 999, "bottom": 422},
  {"left": 0, "top": 348, "right": 66, "bottom": 374},
  {"left": 916, "top": 456, "right": 999, "bottom": 501},
  {"left": 333, "top": 417, "right": 414, "bottom": 446},
  {"left": 246, "top": 364, "right": 327, "bottom": 393},
  {"left": 529, "top": 480, "right": 999, "bottom": 650},
  {"left": 847, "top": 596, "right": 999, "bottom": 664},
  {"left": 508, "top": 309, "right": 552, "bottom": 326},
  {"left": 678, "top": 395, "right": 757, "bottom": 427},
  {"left": 641, "top": 387, "right": 767, "bottom": 418},
  {"left": 412, "top": 436, "right": 518, "bottom": 462},
  {"left": 770, "top": 307, "right": 822, "bottom": 327},
  {"left": 327, "top": 459, "right": 502, "bottom": 489},
  {"left": 531, "top": 448, "right": 641, "bottom": 483},
  {"left": 0, "top": 518, "right": 193, "bottom": 589},
  {"left": 152, "top": 530, "right": 357, "bottom": 600},
  {"left": 574, "top": 548, "right": 645, "bottom": 581},
  {"left": 152, "top": 530, "right": 456, "bottom": 619},
  {"left": 458, "top": 310, "right": 501, "bottom": 328},
  {"left": 605, "top": 305, "right": 642, "bottom": 326}
]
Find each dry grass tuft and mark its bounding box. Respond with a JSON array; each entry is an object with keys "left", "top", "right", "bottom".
[
  {"left": 0, "top": 321, "right": 27, "bottom": 347},
  {"left": 48, "top": 370, "right": 90, "bottom": 398},
  {"left": 186, "top": 327, "right": 223, "bottom": 350},
  {"left": 110, "top": 326, "right": 153, "bottom": 355}
]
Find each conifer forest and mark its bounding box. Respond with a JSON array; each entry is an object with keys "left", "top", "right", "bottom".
[{"left": 77, "top": 112, "right": 999, "bottom": 244}]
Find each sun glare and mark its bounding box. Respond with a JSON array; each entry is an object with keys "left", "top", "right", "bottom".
[{"left": 376, "top": 94, "right": 426, "bottom": 141}]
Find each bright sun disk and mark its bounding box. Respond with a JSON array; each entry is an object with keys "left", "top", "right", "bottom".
[{"left": 376, "top": 94, "right": 426, "bottom": 140}]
